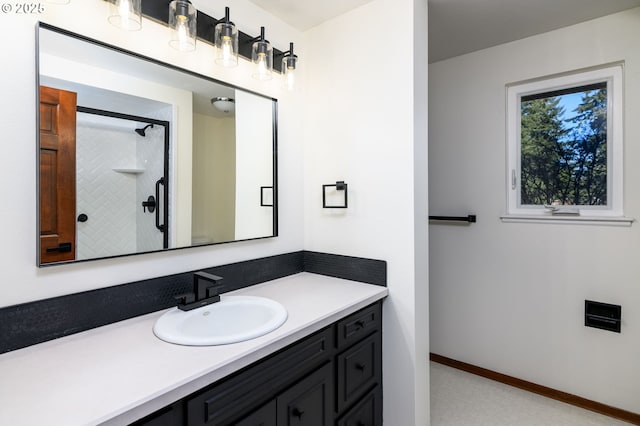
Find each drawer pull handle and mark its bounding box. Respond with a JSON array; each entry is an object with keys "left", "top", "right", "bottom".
[
  {"left": 355, "top": 320, "right": 365, "bottom": 329},
  {"left": 357, "top": 422, "right": 365, "bottom": 426},
  {"left": 355, "top": 363, "right": 366, "bottom": 372},
  {"left": 292, "top": 407, "right": 304, "bottom": 419}
]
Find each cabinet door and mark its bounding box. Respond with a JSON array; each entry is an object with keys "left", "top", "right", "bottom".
[
  {"left": 336, "top": 386, "right": 382, "bottom": 426},
  {"left": 276, "top": 363, "right": 333, "bottom": 426},
  {"left": 336, "top": 333, "right": 381, "bottom": 412},
  {"left": 234, "top": 400, "right": 276, "bottom": 426}
]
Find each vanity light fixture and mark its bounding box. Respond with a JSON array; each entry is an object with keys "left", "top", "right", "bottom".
[
  {"left": 211, "top": 97, "right": 235, "bottom": 114},
  {"left": 281, "top": 42, "right": 298, "bottom": 91},
  {"left": 108, "top": 0, "right": 142, "bottom": 31},
  {"left": 102, "top": 1, "right": 301, "bottom": 87},
  {"left": 169, "top": 0, "right": 197, "bottom": 51},
  {"left": 251, "top": 27, "right": 273, "bottom": 81},
  {"left": 214, "top": 7, "right": 239, "bottom": 67}
]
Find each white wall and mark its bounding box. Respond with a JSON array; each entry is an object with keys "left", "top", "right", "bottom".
[
  {"left": 2, "top": 1, "right": 430, "bottom": 423},
  {"left": 0, "top": 0, "right": 304, "bottom": 307},
  {"left": 429, "top": 8, "right": 640, "bottom": 413},
  {"left": 303, "top": 0, "right": 429, "bottom": 423},
  {"left": 234, "top": 90, "right": 274, "bottom": 240}
]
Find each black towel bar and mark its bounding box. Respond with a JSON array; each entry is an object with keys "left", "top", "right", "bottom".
[{"left": 429, "top": 215, "right": 476, "bottom": 223}]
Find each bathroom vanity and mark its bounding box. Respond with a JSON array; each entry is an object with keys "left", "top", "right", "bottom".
[
  {"left": 0, "top": 273, "right": 386, "bottom": 425},
  {"left": 137, "top": 300, "right": 382, "bottom": 426}
]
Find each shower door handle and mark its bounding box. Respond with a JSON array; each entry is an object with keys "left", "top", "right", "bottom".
[{"left": 155, "top": 177, "right": 165, "bottom": 233}]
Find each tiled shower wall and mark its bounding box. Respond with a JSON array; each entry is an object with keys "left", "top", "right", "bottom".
[
  {"left": 76, "top": 112, "right": 167, "bottom": 259},
  {"left": 76, "top": 118, "right": 137, "bottom": 259}
]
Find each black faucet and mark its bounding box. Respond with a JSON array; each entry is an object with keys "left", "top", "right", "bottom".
[{"left": 175, "top": 272, "right": 224, "bottom": 311}]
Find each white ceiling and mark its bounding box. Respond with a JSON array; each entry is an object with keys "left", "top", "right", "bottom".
[
  {"left": 249, "top": 0, "right": 640, "bottom": 62},
  {"left": 248, "top": 0, "right": 373, "bottom": 31},
  {"left": 429, "top": 0, "right": 640, "bottom": 62}
]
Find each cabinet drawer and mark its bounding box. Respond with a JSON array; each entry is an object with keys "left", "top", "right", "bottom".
[
  {"left": 187, "top": 326, "right": 333, "bottom": 425},
  {"left": 336, "top": 332, "right": 381, "bottom": 412},
  {"left": 336, "top": 303, "right": 381, "bottom": 349},
  {"left": 234, "top": 400, "right": 276, "bottom": 426},
  {"left": 277, "top": 362, "right": 334, "bottom": 426},
  {"left": 336, "top": 386, "right": 382, "bottom": 426}
]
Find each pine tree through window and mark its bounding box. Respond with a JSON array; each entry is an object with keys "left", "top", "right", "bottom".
[
  {"left": 506, "top": 65, "right": 623, "bottom": 218},
  {"left": 520, "top": 83, "right": 607, "bottom": 206}
]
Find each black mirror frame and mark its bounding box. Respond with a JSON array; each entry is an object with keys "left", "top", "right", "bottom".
[{"left": 36, "top": 22, "right": 278, "bottom": 267}]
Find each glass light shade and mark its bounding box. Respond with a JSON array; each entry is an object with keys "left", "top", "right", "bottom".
[
  {"left": 282, "top": 54, "right": 297, "bottom": 91},
  {"left": 169, "top": 0, "right": 197, "bottom": 51},
  {"left": 211, "top": 97, "right": 235, "bottom": 114},
  {"left": 108, "top": 0, "right": 142, "bottom": 31},
  {"left": 252, "top": 40, "right": 273, "bottom": 81},
  {"left": 215, "top": 22, "right": 239, "bottom": 67}
]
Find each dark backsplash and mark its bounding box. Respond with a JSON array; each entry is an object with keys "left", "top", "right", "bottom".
[{"left": 0, "top": 251, "right": 386, "bottom": 354}]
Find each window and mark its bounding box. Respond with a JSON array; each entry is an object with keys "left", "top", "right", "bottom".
[{"left": 506, "top": 64, "right": 624, "bottom": 219}]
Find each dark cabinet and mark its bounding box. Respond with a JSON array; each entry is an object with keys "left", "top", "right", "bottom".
[
  {"left": 276, "top": 363, "right": 333, "bottom": 426},
  {"left": 336, "top": 387, "right": 382, "bottom": 426},
  {"left": 130, "top": 301, "right": 382, "bottom": 426},
  {"left": 336, "top": 303, "right": 380, "bottom": 349},
  {"left": 187, "top": 327, "right": 333, "bottom": 426},
  {"left": 235, "top": 401, "right": 276, "bottom": 426},
  {"left": 131, "top": 402, "right": 184, "bottom": 426},
  {"left": 334, "top": 303, "right": 383, "bottom": 426},
  {"left": 336, "top": 332, "right": 381, "bottom": 412}
]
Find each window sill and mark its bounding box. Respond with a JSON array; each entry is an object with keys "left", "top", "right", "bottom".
[{"left": 500, "top": 214, "right": 634, "bottom": 226}]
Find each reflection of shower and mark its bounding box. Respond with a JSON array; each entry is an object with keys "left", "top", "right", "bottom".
[{"left": 135, "top": 123, "right": 154, "bottom": 137}]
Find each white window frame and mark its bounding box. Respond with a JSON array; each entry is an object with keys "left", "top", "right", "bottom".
[{"left": 505, "top": 64, "right": 624, "bottom": 220}]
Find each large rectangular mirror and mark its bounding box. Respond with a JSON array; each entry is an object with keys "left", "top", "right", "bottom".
[{"left": 37, "top": 23, "right": 277, "bottom": 266}]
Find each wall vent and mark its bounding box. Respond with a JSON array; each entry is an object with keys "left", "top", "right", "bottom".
[{"left": 585, "top": 300, "right": 621, "bottom": 333}]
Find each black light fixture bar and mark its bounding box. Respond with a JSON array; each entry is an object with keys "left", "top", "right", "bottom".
[{"left": 139, "top": 1, "right": 285, "bottom": 73}]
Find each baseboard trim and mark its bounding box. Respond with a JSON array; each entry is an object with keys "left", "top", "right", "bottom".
[{"left": 430, "top": 353, "right": 640, "bottom": 425}]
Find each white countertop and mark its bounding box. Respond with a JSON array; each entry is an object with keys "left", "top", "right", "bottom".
[{"left": 0, "top": 273, "right": 387, "bottom": 426}]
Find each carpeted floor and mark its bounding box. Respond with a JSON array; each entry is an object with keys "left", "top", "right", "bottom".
[{"left": 430, "top": 362, "right": 633, "bottom": 426}]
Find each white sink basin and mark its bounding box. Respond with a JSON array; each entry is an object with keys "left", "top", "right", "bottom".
[{"left": 153, "top": 295, "right": 288, "bottom": 346}]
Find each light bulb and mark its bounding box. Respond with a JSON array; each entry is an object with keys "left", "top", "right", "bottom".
[
  {"left": 286, "top": 67, "right": 296, "bottom": 91},
  {"left": 256, "top": 53, "right": 269, "bottom": 79},
  {"left": 251, "top": 28, "right": 272, "bottom": 80},
  {"left": 282, "top": 47, "right": 298, "bottom": 91},
  {"left": 169, "top": 0, "right": 196, "bottom": 51},
  {"left": 221, "top": 36, "right": 233, "bottom": 65},
  {"left": 119, "top": 0, "right": 131, "bottom": 29},
  {"left": 175, "top": 16, "right": 190, "bottom": 49},
  {"left": 108, "top": 0, "right": 141, "bottom": 31},
  {"left": 215, "top": 19, "right": 238, "bottom": 67}
]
